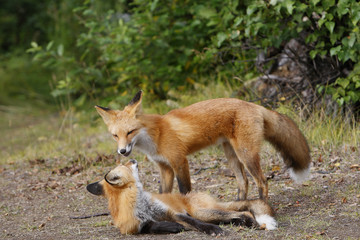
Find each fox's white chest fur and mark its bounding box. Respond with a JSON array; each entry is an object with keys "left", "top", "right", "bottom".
[{"left": 134, "top": 129, "right": 170, "bottom": 165}]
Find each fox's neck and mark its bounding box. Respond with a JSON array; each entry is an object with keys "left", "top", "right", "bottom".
[
  {"left": 108, "top": 187, "right": 138, "bottom": 229},
  {"left": 134, "top": 114, "right": 162, "bottom": 156},
  {"left": 139, "top": 114, "right": 163, "bottom": 137}
]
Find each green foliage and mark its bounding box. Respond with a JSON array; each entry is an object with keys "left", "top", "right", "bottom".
[
  {"left": 27, "top": 0, "right": 360, "bottom": 109},
  {"left": 213, "top": 0, "right": 360, "bottom": 107},
  {"left": 0, "top": 53, "right": 54, "bottom": 106},
  {"left": 323, "top": 63, "right": 360, "bottom": 106},
  {"left": 0, "top": 0, "right": 83, "bottom": 52}
]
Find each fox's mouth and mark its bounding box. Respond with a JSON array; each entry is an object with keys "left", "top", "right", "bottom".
[{"left": 123, "top": 150, "right": 132, "bottom": 157}]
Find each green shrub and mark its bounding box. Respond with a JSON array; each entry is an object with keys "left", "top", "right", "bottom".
[{"left": 28, "top": 0, "right": 360, "bottom": 110}]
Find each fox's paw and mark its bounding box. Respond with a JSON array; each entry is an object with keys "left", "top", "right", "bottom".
[
  {"left": 231, "top": 215, "right": 259, "bottom": 228},
  {"left": 201, "top": 223, "right": 223, "bottom": 236}
]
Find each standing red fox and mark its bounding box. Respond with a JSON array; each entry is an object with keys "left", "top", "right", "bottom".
[
  {"left": 87, "top": 160, "right": 277, "bottom": 235},
  {"left": 95, "top": 91, "right": 311, "bottom": 200}
]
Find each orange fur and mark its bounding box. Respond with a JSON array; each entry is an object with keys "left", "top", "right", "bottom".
[
  {"left": 87, "top": 161, "right": 277, "bottom": 235},
  {"left": 95, "top": 91, "right": 311, "bottom": 200}
]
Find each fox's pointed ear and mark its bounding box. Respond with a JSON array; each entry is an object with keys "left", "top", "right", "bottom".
[
  {"left": 86, "top": 181, "right": 104, "bottom": 196},
  {"left": 125, "top": 90, "right": 143, "bottom": 117},
  {"left": 105, "top": 171, "right": 127, "bottom": 187},
  {"left": 95, "top": 105, "right": 114, "bottom": 124}
]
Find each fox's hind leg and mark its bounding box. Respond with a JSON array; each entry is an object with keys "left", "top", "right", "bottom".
[
  {"left": 191, "top": 209, "right": 258, "bottom": 228},
  {"left": 216, "top": 200, "right": 277, "bottom": 230},
  {"left": 223, "top": 142, "right": 248, "bottom": 200},
  {"left": 216, "top": 199, "right": 275, "bottom": 217},
  {"left": 230, "top": 139, "right": 268, "bottom": 200}
]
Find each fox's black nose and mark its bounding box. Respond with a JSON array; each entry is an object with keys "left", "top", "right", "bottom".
[{"left": 119, "top": 149, "right": 126, "bottom": 154}]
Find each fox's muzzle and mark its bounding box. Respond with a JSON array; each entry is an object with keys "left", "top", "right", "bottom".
[{"left": 118, "top": 143, "right": 133, "bottom": 157}]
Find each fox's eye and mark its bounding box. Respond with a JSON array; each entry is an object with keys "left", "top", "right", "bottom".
[
  {"left": 113, "top": 134, "right": 118, "bottom": 138},
  {"left": 127, "top": 129, "right": 135, "bottom": 136}
]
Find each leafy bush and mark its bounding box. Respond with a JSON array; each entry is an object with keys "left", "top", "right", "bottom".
[{"left": 28, "top": 0, "right": 360, "bottom": 111}]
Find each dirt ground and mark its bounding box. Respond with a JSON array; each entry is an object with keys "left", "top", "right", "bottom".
[{"left": 1, "top": 141, "right": 359, "bottom": 240}]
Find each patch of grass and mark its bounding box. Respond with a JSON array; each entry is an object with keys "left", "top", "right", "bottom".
[
  {"left": 1, "top": 82, "right": 358, "bottom": 169},
  {"left": 277, "top": 104, "right": 359, "bottom": 149},
  {"left": 93, "top": 220, "right": 109, "bottom": 227}
]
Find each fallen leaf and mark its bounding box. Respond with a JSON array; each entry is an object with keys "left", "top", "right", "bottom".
[
  {"left": 47, "top": 181, "right": 59, "bottom": 189},
  {"left": 317, "top": 154, "right": 323, "bottom": 162},
  {"left": 316, "top": 231, "right": 325, "bottom": 235},
  {"left": 350, "top": 164, "right": 359, "bottom": 170},
  {"left": 272, "top": 165, "right": 281, "bottom": 171},
  {"left": 29, "top": 158, "right": 45, "bottom": 165},
  {"left": 38, "top": 223, "right": 45, "bottom": 229},
  {"left": 341, "top": 197, "right": 347, "bottom": 203}
]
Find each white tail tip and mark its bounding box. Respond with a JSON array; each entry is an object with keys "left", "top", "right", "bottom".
[
  {"left": 289, "top": 165, "right": 310, "bottom": 183},
  {"left": 255, "top": 214, "right": 277, "bottom": 230}
]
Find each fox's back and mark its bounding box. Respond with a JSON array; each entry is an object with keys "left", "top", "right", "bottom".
[{"left": 161, "top": 98, "right": 264, "bottom": 153}]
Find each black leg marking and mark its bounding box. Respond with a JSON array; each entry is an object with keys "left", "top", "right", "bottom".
[
  {"left": 176, "top": 177, "right": 190, "bottom": 194},
  {"left": 231, "top": 215, "right": 259, "bottom": 228},
  {"left": 140, "top": 221, "right": 185, "bottom": 234},
  {"left": 176, "top": 213, "right": 223, "bottom": 235}
]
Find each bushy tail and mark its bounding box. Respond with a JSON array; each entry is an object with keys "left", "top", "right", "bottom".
[
  {"left": 262, "top": 109, "right": 311, "bottom": 183},
  {"left": 247, "top": 199, "right": 277, "bottom": 230}
]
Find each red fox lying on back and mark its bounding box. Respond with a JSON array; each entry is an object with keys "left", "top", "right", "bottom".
[
  {"left": 87, "top": 160, "right": 277, "bottom": 235},
  {"left": 95, "top": 91, "right": 311, "bottom": 200}
]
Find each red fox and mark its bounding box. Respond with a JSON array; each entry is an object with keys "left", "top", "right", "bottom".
[
  {"left": 95, "top": 91, "right": 311, "bottom": 200},
  {"left": 87, "top": 160, "right": 277, "bottom": 235}
]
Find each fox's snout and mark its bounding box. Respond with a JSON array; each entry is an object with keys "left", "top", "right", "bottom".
[
  {"left": 117, "top": 143, "right": 133, "bottom": 157},
  {"left": 118, "top": 148, "right": 126, "bottom": 154}
]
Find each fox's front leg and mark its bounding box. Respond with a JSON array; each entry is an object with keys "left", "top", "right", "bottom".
[
  {"left": 140, "top": 221, "right": 185, "bottom": 234},
  {"left": 170, "top": 156, "right": 191, "bottom": 194},
  {"left": 157, "top": 157, "right": 191, "bottom": 194},
  {"left": 157, "top": 162, "right": 174, "bottom": 193},
  {"left": 174, "top": 213, "right": 223, "bottom": 235}
]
